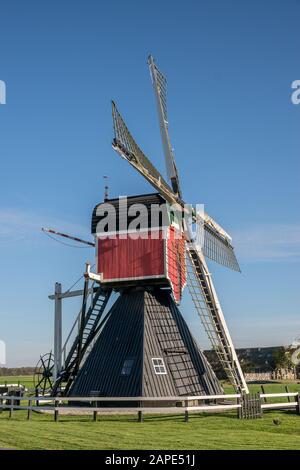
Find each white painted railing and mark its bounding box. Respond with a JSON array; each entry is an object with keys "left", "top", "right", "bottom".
[{"left": 0, "top": 392, "right": 299, "bottom": 422}]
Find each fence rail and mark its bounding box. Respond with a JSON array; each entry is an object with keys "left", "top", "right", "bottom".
[{"left": 0, "top": 392, "right": 299, "bottom": 422}]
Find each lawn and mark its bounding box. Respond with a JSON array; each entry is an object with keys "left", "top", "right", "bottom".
[
  {"left": 0, "top": 375, "right": 34, "bottom": 390},
  {"left": 0, "top": 376, "right": 299, "bottom": 450},
  {"left": 0, "top": 410, "right": 299, "bottom": 450}
]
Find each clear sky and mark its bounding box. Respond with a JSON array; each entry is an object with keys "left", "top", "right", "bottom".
[{"left": 0, "top": 1, "right": 299, "bottom": 366}]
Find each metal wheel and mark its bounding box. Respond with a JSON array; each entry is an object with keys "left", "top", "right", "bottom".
[{"left": 34, "top": 352, "right": 54, "bottom": 395}]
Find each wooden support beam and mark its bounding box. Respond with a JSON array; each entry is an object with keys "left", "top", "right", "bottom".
[
  {"left": 53, "top": 283, "right": 62, "bottom": 381},
  {"left": 49, "top": 286, "right": 98, "bottom": 300}
]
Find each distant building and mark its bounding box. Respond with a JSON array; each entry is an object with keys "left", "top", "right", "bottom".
[{"left": 205, "top": 346, "right": 299, "bottom": 382}]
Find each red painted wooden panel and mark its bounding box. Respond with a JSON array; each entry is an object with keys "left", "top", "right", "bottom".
[
  {"left": 97, "top": 230, "right": 165, "bottom": 281},
  {"left": 167, "top": 226, "right": 186, "bottom": 303}
]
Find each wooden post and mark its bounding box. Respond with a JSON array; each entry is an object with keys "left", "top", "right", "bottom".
[
  {"left": 184, "top": 399, "right": 189, "bottom": 422},
  {"left": 296, "top": 393, "right": 300, "bottom": 415},
  {"left": 93, "top": 400, "right": 97, "bottom": 422},
  {"left": 285, "top": 385, "right": 291, "bottom": 403},
  {"left": 54, "top": 282, "right": 62, "bottom": 381},
  {"left": 27, "top": 399, "right": 32, "bottom": 420},
  {"left": 54, "top": 400, "right": 59, "bottom": 422},
  {"left": 138, "top": 410, "right": 143, "bottom": 422},
  {"left": 237, "top": 395, "right": 241, "bottom": 419},
  {"left": 35, "top": 388, "right": 39, "bottom": 407},
  {"left": 261, "top": 385, "right": 267, "bottom": 403},
  {"left": 9, "top": 397, "right": 13, "bottom": 418}
]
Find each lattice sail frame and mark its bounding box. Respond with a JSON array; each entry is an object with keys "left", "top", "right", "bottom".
[
  {"left": 148, "top": 55, "right": 181, "bottom": 197},
  {"left": 112, "top": 101, "right": 174, "bottom": 200},
  {"left": 150, "top": 59, "right": 168, "bottom": 124},
  {"left": 201, "top": 220, "right": 240, "bottom": 272}
]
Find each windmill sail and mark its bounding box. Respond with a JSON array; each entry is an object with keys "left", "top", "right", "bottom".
[
  {"left": 148, "top": 56, "right": 240, "bottom": 272},
  {"left": 112, "top": 101, "right": 177, "bottom": 204},
  {"left": 186, "top": 245, "right": 248, "bottom": 393},
  {"left": 148, "top": 55, "right": 181, "bottom": 198},
  {"left": 202, "top": 221, "right": 240, "bottom": 272}
]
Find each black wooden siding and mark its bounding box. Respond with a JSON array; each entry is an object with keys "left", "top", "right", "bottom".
[
  {"left": 69, "top": 292, "right": 144, "bottom": 397},
  {"left": 143, "top": 290, "right": 222, "bottom": 396},
  {"left": 69, "top": 288, "right": 222, "bottom": 397}
]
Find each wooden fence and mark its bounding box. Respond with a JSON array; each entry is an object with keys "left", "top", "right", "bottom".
[{"left": 0, "top": 392, "right": 299, "bottom": 422}]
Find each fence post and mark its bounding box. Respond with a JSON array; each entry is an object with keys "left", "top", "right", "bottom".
[
  {"left": 296, "top": 393, "right": 300, "bottom": 415},
  {"left": 260, "top": 385, "right": 267, "bottom": 403},
  {"left": 93, "top": 400, "right": 97, "bottom": 422},
  {"left": 285, "top": 386, "right": 291, "bottom": 403},
  {"left": 35, "top": 388, "right": 39, "bottom": 407},
  {"left": 27, "top": 399, "right": 32, "bottom": 420},
  {"left": 237, "top": 395, "right": 241, "bottom": 419},
  {"left": 54, "top": 400, "right": 59, "bottom": 422},
  {"left": 9, "top": 397, "right": 14, "bottom": 418},
  {"left": 137, "top": 399, "right": 143, "bottom": 422},
  {"left": 184, "top": 399, "right": 189, "bottom": 423}
]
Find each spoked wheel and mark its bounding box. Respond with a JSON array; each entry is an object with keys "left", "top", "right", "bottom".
[{"left": 34, "top": 352, "right": 54, "bottom": 395}]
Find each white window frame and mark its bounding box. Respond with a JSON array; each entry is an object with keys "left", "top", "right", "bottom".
[{"left": 152, "top": 357, "right": 167, "bottom": 375}]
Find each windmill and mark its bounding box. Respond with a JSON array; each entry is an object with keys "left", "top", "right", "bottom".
[{"left": 50, "top": 55, "right": 248, "bottom": 398}]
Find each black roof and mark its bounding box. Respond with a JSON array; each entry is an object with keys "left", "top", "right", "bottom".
[{"left": 91, "top": 193, "right": 170, "bottom": 235}]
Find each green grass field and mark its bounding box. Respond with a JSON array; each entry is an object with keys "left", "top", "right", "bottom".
[
  {"left": 0, "top": 376, "right": 299, "bottom": 450},
  {"left": 0, "top": 410, "right": 299, "bottom": 450},
  {"left": 0, "top": 375, "right": 34, "bottom": 389}
]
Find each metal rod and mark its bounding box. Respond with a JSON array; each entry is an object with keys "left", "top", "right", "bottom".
[{"left": 42, "top": 227, "right": 95, "bottom": 247}]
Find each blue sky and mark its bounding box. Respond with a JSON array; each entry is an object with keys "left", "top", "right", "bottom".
[{"left": 0, "top": 1, "right": 299, "bottom": 366}]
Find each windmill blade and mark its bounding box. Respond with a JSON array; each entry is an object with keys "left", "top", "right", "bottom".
[
  {"left": 186, "top": 244, "right": 248, "bottom": 393},
  {"left": 112, "top": 101, "right": 178, "bottom": 205},
  {"left": 148, "top": 55, "right": 182, "bottom": 198},
  {"left": 194, "top": 211, "right": 240, "bottom": 272},
  {"left": 203, "top": 220, "right": 241, "bottom": 272}
]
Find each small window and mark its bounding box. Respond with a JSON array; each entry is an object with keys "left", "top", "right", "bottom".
[
  {"left": 152, "top": 357, "right": 167, "bottom": 375},
  {"left": 121, "top": 359, "right": 134, "bottom": 376}
]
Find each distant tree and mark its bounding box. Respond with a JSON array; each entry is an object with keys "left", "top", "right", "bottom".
[
  {"left": 0, "top": 367, "right": 35, "bottom": 376},
  {"left": 239, "top": 359, "right": 257, "bottom": 373},
  {"left": 272, "top": 349, "right": 293, "bottom": 370}
]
